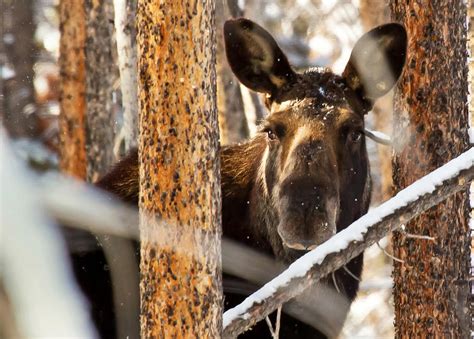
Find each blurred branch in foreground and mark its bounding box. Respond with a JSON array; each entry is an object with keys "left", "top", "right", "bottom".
[{"left": 0, "top": 131, "right": 96, "bottom": 338}]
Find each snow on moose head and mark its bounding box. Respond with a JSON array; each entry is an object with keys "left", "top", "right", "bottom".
[{"left": 223, "top": 18, "right": 406, "bottom": 257}]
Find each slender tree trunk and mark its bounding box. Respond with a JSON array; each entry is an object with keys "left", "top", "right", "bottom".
[
  {"left": 390, "top": 1, "right": 471, "bottom": 337},
  {"left": 58, "top": 0, "right": 87, "bottom": 179},
  {"left": 216, "top": 0, "right": 248, "bottom": 145},
  {"left": 84, "top": 2, "right": 140, "bottom": 338},
  {"left": 114, "top": 0, "right": 139, "bottom": 154},
  {"left": 85, "top": 0, "right": 116, "bottom": 181},
  {"left": 468, "top": 1, "right": 474, "bottom": 331},
  {"left": 1, "top": 0, "right": 38, "bottom": 138},
  {"left": 137, "top": 0, "right": 222, "bottom": 337}
]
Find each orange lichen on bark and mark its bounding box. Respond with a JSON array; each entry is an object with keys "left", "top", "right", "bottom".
[
  {"left": 137, "top": 0, "right": 222, "bottom": 337},
  {"left": 58, "top": 0, "right": 87, "bottom": 179},
  {"left": 390, "top": 1, "right": 471, "bottom": 337}
]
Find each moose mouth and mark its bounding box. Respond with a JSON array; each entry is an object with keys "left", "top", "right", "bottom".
[
  {"left": 277, "top": 195, "right": 338, "bottom": 252},
  {"left": 278, "top": 218, "right": 337, "bottom": 251}
]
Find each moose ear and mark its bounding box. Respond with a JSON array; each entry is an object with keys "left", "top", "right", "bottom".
[
  {"left": 224, "top": 18, "right": 296, "bottom": 94},
  {"left": 343, "top": 23, "right": 407, "bottom": 104}
]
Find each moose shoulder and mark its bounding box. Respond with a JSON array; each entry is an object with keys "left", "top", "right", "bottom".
[{"left": 73, "top": 18, "right": 407, "bottom": 338}]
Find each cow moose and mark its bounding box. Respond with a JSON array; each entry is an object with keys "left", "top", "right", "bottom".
[{"left": 68, "top": 18, "right": 407, "bottom": 338}]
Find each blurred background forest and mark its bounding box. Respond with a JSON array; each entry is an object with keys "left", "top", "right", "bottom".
[{"left": 1, "top": 0, "right": 429, "bottom": 337}]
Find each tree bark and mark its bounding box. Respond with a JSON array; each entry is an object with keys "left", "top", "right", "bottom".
[
  {"left": 114, "top": 0, "right": 139, "bottom": 154},
  {"left": 390, "top": 1, "right": 471, "bottom": 337},
  {"left": 216, "top": 0, "right": 249, "bottom": 145},
  {"left": 85, "top": 0, "right": 116, "bottom": 182},
  {"left": 465, "top": 1, "right": 474, "bottom": 332},
  {"left": 137, "top": 0, "right": 222, "bottom": 337},
  {"left": 1, "top": 0, "right": 38, "bottom": 138},
  {"left": 58, "top": 0, "right": 87, "bottom": 179},
  {"left": 84, "top": 2, "right": 139, "bottom": 338}
]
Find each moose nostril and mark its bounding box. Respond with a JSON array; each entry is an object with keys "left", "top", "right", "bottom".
[{"left": 299, "top": 239, "right": 317, "bottom": 251}]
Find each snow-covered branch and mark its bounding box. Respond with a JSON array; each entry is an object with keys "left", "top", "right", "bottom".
[{"left": 223, "top": 148, "right": 474, "bottom": 337}]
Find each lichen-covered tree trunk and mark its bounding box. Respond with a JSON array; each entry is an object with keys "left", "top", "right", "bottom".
[
  {"left": 137, "top": 0, "right": 222, "bottom": 337},
  {"left": 2, "top": 0, "right": 38, "bottom": 138},
  {"left": 390, "top": 1, "right": 471, "bottom": 337},
  {"left": 85, "top": 0, "right": 116, "bottom": 181},
  {"left": 58, "top": 0, "right": 87, "bottom": 179},
  {"left": 216, "top": 0, "right": 248, "bottom": 145}
]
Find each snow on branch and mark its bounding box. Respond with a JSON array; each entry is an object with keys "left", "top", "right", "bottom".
[{"left": 223, "top": 147, "right": 474, "bottom": 337}]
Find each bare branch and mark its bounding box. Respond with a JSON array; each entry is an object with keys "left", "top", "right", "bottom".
[
  {"left": 399, "top": 226, "right": 436, "bottom": 241},
  {"left": 377, "top": 241, "right": 404, "bottom": 263},
  {"left": 223, "top": 148, "right": 474, "bottom": 337}
]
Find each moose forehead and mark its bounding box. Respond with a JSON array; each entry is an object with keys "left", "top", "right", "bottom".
[{"left": 267, "top": 70, "right": 366, "bottom": 128}]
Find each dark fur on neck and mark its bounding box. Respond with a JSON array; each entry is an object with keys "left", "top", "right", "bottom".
[{"left": 96, "top": 148, "right": 139, "bottom": 205}]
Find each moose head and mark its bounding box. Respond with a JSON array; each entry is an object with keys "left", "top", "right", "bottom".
[{"left": 223, "top": 19, "right": 406, "bottom": 257}]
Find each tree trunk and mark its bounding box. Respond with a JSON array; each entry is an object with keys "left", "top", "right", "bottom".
[
  {"left": 216, "top": 0, "right": 248, "bottom": 145},
  {"left": 137, "top": 0, "right": 222, "bottom": 337},
  {"left": 114, "top": 0, "right": 139, "bottom": 154},
  {"left": 84, "top": 2, "right": 140, "bottom": 338},
  {"left": 1, "top": 0, "right": 38, "bottom": 138},
  {"left": 58, "top": 0, "right": 87, "bottom": 179},
  {"left": 390, "top": 1, "right": 471, "bottom": 337},
  {"left": 85, "top": 0, "right": 116, "bottom": 181},
  {"left": 468, "top": 1, "right": 474, "bottom": 332}
]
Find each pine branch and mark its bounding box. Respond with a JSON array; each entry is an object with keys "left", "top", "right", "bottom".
[{"left": 223, "top": 148, "right": 474, "bottom": 337}]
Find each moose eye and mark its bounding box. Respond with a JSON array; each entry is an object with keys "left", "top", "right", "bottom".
[
  {"left": 262, "top": 124, "right": 285, "bottom": 141},
  {"left": 348, "top": 130, "right": 363, "bottom": 143},
  {"left": 265, "top": 128, "right": 278, "bottom": 141}
]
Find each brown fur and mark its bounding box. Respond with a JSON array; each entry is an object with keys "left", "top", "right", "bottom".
[{"left": 95, "top": 149, "right": 139, "bottom": 205}]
